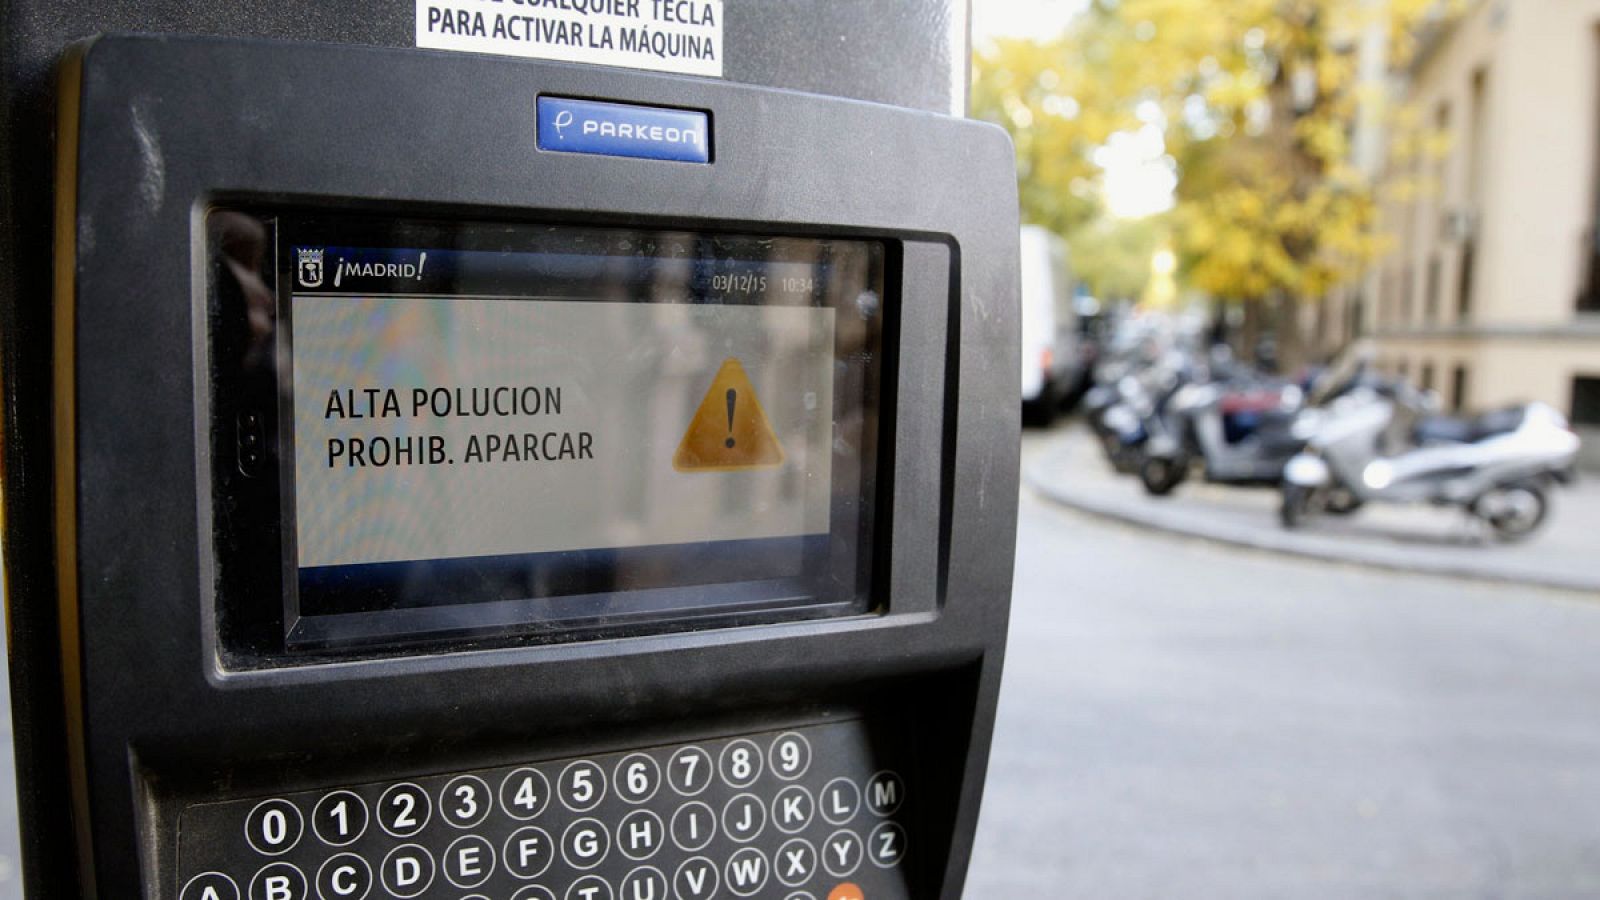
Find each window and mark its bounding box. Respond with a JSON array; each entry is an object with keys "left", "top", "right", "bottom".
[
  {"left": 1451, "top": 365, "right": 1468, "bottom": 412},
  {"left": 1425, "top": 254, "right": 1441, "bottom": 322},
  {"left": 1573, "top": 376, "right": 1600, "bottom": 426},
  {"left": 1420, "top": 362, "right": 1435, "bottom": 392}
]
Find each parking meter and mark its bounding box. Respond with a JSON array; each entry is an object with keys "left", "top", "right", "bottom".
[{"left": 2, "top": 4, "right": 1019, "bottom": 898}]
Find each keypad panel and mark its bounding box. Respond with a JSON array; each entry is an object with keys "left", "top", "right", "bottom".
[{"left": 176, "top": 721, "right": 913, "bottom": 899}]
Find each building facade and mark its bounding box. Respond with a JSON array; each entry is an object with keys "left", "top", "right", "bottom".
[{"left": 1347, "top": 0, "right": 1600, "bottom": 459}]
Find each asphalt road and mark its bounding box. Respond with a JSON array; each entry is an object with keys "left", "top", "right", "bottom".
[{"left": 968, "top": 444, "right": 1600, "bottom": 897}]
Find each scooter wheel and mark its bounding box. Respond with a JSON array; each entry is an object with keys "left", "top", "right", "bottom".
[
  {"left": 1476, "top": 484, "right": 1548, "bottom": 542},
  {"left": 1280, "top": 484, "right": 1313, "bottom": 529},
  {"left": 1139, "top": 456, "right": 1186, "bottom": 497},
  {"left": 1324, "top": 488, "right": 1364, "bottom": 516}
]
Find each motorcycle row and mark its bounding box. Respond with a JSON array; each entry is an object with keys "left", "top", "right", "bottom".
[{"left": 1082, "top": 342, "right": 1582, "bottom": 541}]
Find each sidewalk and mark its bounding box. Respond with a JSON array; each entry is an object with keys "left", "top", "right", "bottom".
[{"left": 1024, "top": 424, "right": 1600, "bottom": 594}]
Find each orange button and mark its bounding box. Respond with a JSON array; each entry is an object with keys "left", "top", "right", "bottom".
[{"left": 828, "top": 884, "right": 865, "bottom": 900}]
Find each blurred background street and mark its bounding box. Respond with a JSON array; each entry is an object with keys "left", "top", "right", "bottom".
[{"left": 969, "top": 426, "right": 1600, "bottom": 898}]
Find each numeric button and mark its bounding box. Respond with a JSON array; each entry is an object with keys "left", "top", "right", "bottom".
[
  {"left": 718, "top": 739, "right": 763, "bottom": 788},
  {"left": 443, "top": 834, "right": 496, "bottom": 889},
  {"left": 667, "top": 746, "right": 712, "bottom": 796},
  {"left": 440, "top": 774, "right": 491, "bottom": 829},
  {"left": 768, "top": 732, "right": 812, "bottom": 781},
  {"left": 559, "top": 760, "right": 607, "bottom": 812},
  {"left": 312, "top": 791, "right": 367, "bottom": 847},
  {"left": 315, "top": 853, "right": 372, "bottom": 900},
  {"left": 613, "top": 753, "right": 661, "bottom": 804},
  {"left": 504, "top": 825, "right": 554, "bottom": 879},
  {"left": 377, "top": 783, "right": 431, "bottom": 838},
  {"left": 249, "top": 862, "right": 307, "bottom": 900},
  {"left": 500, "top": 767, "right": 551, "bottom": 820},
  {"left": 246, "top": 799, "right": 303, "bottom": 856},
  {"left": 379, "top": 844, "right": 435, "bottom": 898}
]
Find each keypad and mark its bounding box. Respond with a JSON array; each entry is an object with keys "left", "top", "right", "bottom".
[{"left": 176, "top": 720, "right": 913, "bottom": 899}]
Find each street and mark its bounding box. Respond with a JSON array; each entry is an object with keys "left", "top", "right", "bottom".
[{"left": 968, "top": 431, "right": 1600, "bottom": 897}]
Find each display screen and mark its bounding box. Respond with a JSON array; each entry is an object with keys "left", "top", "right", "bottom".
[{"left": 215, "top": 216, "right": 885, "bottom": 647}]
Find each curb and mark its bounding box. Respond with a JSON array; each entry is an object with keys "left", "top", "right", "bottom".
[{"left": 1023, "top": 443, "right": 1600, "bottom": 596}]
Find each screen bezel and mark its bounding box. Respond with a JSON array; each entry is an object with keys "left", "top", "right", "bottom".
[{"left": 208, "top": 208, "right": 900, "bottom": 658}]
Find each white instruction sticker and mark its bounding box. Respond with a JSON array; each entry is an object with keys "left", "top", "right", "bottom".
[{"left": 415, "top": 0, "right": 723, "bottom": 77}]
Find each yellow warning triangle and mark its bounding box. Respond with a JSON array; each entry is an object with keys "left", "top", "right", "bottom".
[{"left": 673, "top": 357, "right": 786, "bottom": 472}]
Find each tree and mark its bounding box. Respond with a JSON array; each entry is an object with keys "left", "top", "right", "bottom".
[
  {"left": 1067, "top": 215, "right": 1166, "bottom": 302},
  {"left": 974, "top": 0, "right": 1451, "bottom": 369}
]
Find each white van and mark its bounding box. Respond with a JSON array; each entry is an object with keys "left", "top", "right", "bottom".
[{"left": 1019, "top": 225, "right": 1082, "bottom": 424}]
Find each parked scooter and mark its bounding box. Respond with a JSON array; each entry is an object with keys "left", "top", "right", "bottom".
[
  {"left": 1137, "top": 376, "right": 1306, "bottom": 496},
  {"left": 1280, "top": 381, "right": 1580, "bottom": 540}
]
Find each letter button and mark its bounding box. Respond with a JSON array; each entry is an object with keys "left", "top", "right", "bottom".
[
  {"left": 869, "top": 821, "right": 907, "bottom": 868},
  {"left": 314, "top": 853, "right": 372, "bottom": 900},
  {"left": 379, "top": 844, "right": 435, "bottom": 898},
  {"left": 617, "top": 808, "right": 665, "bottom": 861},
  {"left": 619, "top": 865, "right": 668, "bottom": 900},
  {"left": 772, "top": 784, "right": 814, "bottom": 834},
  {"left": 819, "top": 777, "right": 860, "bottom": 825},
  {"left": 504, "top": 825, "right": 554, "bottom": 879},
  {"left": 775, "top": 837, "right": 818, "bottom": 888},
  {"left": 558, "top": 760, "right": 607, "bottom": 812},
  {"left": 565, "top": 874, "right": 614, "bottom": 900},
  {"left": 669, "top": 800, "right": 716, "bottom": 852},
  {"left": 724, "top": 847, "right": 769, "bottom": 897},
  {"left": 787, "top": 894, "right": 819, "bottom": 900},
  {"left": 500, "top": 767, "right": 551, "bottom": 820},
  {"left": 311, "top": 791, "right": 368, "bottom": 847},
  {"left": 718, "top": 739, "right": 763, "bottom": 788},
  {"left": 561, "top": 816, "right": 612, "bottom": 871},
  {"left": 440, "top": 774, "right": 491, "bottom": 829},
  {"left": 672, "top": 856, "right": 719, "bottom": 900},
  {"left": 768, "top": 732, "right": 812, "bottom": 781},
  {"left": 377, "top": 783, "right": 431, "bottom": 838},
  {"left": 443, "top": 834, "right": 496, "bottom": 889},
  {"left": 721, "top": 792, "right": 766, "bottom": 843},
  {"left": 511, "top": 887, "right": 558, "bottom": 900},
  {"left": 249, "top": 862, "right": 307, "bottom": 900},
  {"left": 667, "top": 745, "right": 712, "bottom": 797},
  {"left": 181, "top": 872, "right": 240, "bottom": 900},
  {"left": 245, "top": 798, "right": 303, "bottom": 856},
  {"left": 863, "top": 771, "right": 904, "bottom": 817},
  {"left": 823, "top": 830, "right": 863, "bottom": 878}
]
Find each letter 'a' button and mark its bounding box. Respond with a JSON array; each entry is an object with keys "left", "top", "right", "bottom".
[{"left": 181, "top": 872, "right": 240, "bottom": 900}]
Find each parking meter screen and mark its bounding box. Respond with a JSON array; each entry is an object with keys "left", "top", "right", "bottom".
[{"left": 246, "top": 216, "right": 884, "bottom": 645}]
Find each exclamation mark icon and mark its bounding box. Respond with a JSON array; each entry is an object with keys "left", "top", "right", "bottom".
[{"left": 725, "top": 389, "right": 737, "bottom": 448}]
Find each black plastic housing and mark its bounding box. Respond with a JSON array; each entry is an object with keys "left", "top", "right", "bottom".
[{"left": 46, "top": 34, "right": 1020, "bottom": 897}]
